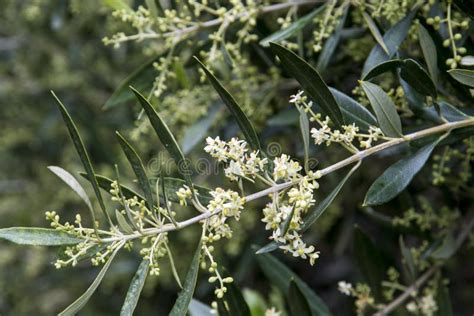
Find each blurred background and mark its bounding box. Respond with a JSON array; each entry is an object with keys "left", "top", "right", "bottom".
[{"left": 1, "top": 1, "right": 473, "bottom": 315}]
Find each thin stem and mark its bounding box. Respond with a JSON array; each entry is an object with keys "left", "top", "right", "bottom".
[
  {"left": 373, "top": 265, "right": 439, "bottom": 316},
  {"left": 100, "top": 118, "right": 474, "bottom": 243}
]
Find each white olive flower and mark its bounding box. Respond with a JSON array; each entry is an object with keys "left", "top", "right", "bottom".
[{"left": 338, "top": 281, "right": 353, "bottom": 296}]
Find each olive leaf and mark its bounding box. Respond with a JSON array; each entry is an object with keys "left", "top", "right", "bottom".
[
  {"left": 448, "top": 69, "right": 474, "bottom": 87},
  {"left": 399, "top": 236, "right": 417, "bottom": 282},
  {"left": 362, "top": 11, "right": 389, "bottom": 55},
  {"left": 362, "top": 59, "right": 403, "bottom": 81},
  {"left": 169, "top": 238, "right": 202, "bottom": 316},
  {"left": 102, "top": 0, "right": 131, "bottom": 11},
  {"left": 436, "top": 281, "right": 454, "bottom": 316},
  {"left": 80, "top": 172, "right": 144, "bottom": 201},
  {"left": 400, "top": 59, "right": 438, "bottom": 98},
  {"left": 131, "top": 87, "right": 194, "bottom": 190},
  {"left": 115, "top": 210, "right": 134, "bottom": 234},
  {"left": 189, "top": 299, "right": 213, "bottom": 316},
  {"left": 298, "top": 107, "right": 310, "bottom": 173},
  {"left": 116, "top": 132, "right": 155, "bottom": 210},
  {"left": 329, "top": 88, "right": 378, "bottom": 132},
  {"left": 360, "top": 81, "right": 403, "bottom": 137},
  {"left": 48, "top": 166, "right": 96, "bottom": 226},
  {"left": 287, "top": 280, "right": 312, "bottom": 316},
  {"left": 270, "top": 42, "right": 344, "bottom": 129},
  {"left": 362, "top": 6, "right": 419, "bottom": 76},
  {"left": 364, "top": 137, "right": 442, "bottom": 206},
  {"left": 353, "top": 226, "right": 387, "bottom": 301},
  {"left": 52, "top": 92, "right": 111, "bottom": 224},
  {"left": 0, "top": 228, "right": 82, "bottom": 246},
  {"left": 120, "top": 259, "right": 150, "bottom": 316},
  {"left": 260, "top": 4, "right": 326, "bottom": 47},
  {"left": 418, "top": 24, "right": 439, "bottom": 86},
  {"left": 216, "top": 282, "right": 251, "bottom": 316},
  {"left": 301, "top": 161, "right": 360, "bottom": 232},
  {"left": 104, "top": 55, "right": 159, "bottom": 109},
  {"left": 195, "top": 58, "right": 261, "bottom": 151},
  {"left": 255, "top": 250, "right": 332, "bottom": 316},
  {"left": 59, "top": 248, "right": 119, "bottom": 315}
]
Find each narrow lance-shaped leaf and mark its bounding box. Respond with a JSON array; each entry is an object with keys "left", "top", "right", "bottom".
[
  {"left": 52, "top": 91, "right": 111, "bottom": 224},
  {"left": 418, "top": 24, "right": 440, "bottom": 86},
  {"left": 436, "top": 281, "right": 454, "bottom": 316},
  {"left": 260, "top": 4, "right": 326, "bottom": 46},
  {"left": 270, "top": 42, "right": 345, "bottom": 129},
  {"left": 360, "top": 81, "right": 402, "bottom": 137},
  {"left": 400, "top": 59, "right": 438, "bottom": 98},
  {"left": 161, "top": 173, "right": 179, "bottom": 227},
  {"left": 115, "top": 210, "right": 134, "bottom": 234},
  {"left": 59, "top": 247, "right": 119, "bottom": 315},
  {"left": 362, "top": 11, "right": 389, "bottom": 54},
  {"left": 48, "top": 166, "right": 99, "bottom": 236},
  {"left": 81, "top": 173, "right": 213, "bottom": 204},
  {"left": 298, "top": 107, "right": 310, "bottom": 173},
  {"left": 120, "top": 259, "right": 150, "bottom": 316},
  {"left": 255, "top": 250, "right": 332, "bottom": 316},
  {"left": 288, "top": 280, "right": 312, "bottom": 316},
  {"left": 131, "top": 87, "right": 194, "bottom": 190},
  {"left": 353, "top": 226, "right": 387, "bottom": 301},
  {"left": 364, "top": 137, "right": 442, "bottom": 206},
  {"left": 302, "top": 161, "right": 360, "bottom": 232},
  {"left": 362, "top": 6, "right": 419, "bottom": 76},
  {"left": 0, "top": 228, "right": 82, "bottom": 246},
  {"left": 169, "top": 238, "right": 203, "bottom": 316},
  {"left": 116, "top": 132, "right": 155, "bottom": 211},
  {"left": 195, "top": 58, "right": 261, "bottom": 151},
  {"left": 104, "top": 55, "right": 160, "bottom": 109},
  {"left": 217, "top": 282, "right": 251, "bottom": 316},
  {"left": 362, "top": 59, "right": 403, "bottom": 81},
  {"left": 399, "top": 236, "right": 417, "bottom": 282},
  {"left": 329, "top": 88, "right": 378, "bottom": 132},
  {"left": 448, "top": 69, "right": 474, "bottom": 87}
]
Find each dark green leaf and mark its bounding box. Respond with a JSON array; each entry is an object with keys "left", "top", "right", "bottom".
[
  {"left": 255, "top": 251, "right": 331, "bottom": 316},
  {"left": 298, "top": 107, "right": 310, "bottom": 172},
  {"left": 362, "top": 59, "right": 403, "bottom": 81},
  {"left": 81, "top": 173, "right": 212, "bottom": 204},
  {"left": 195, "top": 58, "right": 261, "bottom": 151},
  {"left": 399, "top": 236, "right": 417, "bottom": 282},
  {"left": 260, "top": 5, "right": 326, "bottom": 46},
  {"left": 0, "top": 228, "right": 82, "bottom": 246},
  {"left": 448, "top": 69, "right": 474, "bottom": 87},
  {"left": 120, "top": 259, "right": 150, "bottom": 316},
  {"left": 116, "top": 132, "right": 155, "bottom": 210},
  {"left": 353, "top": 227, "right": 387, "bottom": 301},
  {"left": 131, "top": 87, "right": 194, "bottom": 189},
  {"left": 51, "top": 92, "right": 110, "bottom": 223},
  {"left": 436, "top": 282, "right": 453, "bottom": 316},
  {"left": 270, "top": 43, "right": 344, "bottom": 128},
  {"left": 59, "top": 248, "right": 118, "bottom": 315},
  {"left": 288, "top": 280, "right": 312, "bottom": 316},
  {"left": 104, "top": 56, "right": 158, "bottom": 109},
  {"left": 362, "top": 12, "right": 389, "bottom": 54},
  {"left": 329, "top": 88, "right": 378, "bottom": 131},
  {"left": 362, "top": 7, "right": 419, "bottom": 76},
  {"left": 169, "top": 238, "right": 202, "bottom": 316},
  {"left": 360, "top": 81, "right": 402, "bottom": 137},
  {"left": 216, "top": 282, "right": 251, "bottom": 316},
  {"left": 80, "top": 173, "right": 144, "bottom": 201},
  {"left": 302, "top": 162, "right": 360, "bottom": 232},
  {"left": 400, "top": 59, "right": 437, "bottom": 98},
  {"left": 161, "top": 174, "right": 178, "bottom": 227},
  {"left": 418, "top": 24, "right": 439, "bottom": 86},
  {"left": 364, "top": 138, "right": 441, "bottom": 206}
]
